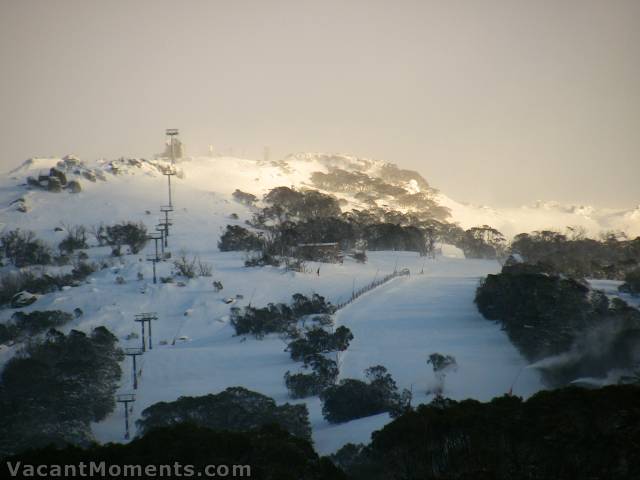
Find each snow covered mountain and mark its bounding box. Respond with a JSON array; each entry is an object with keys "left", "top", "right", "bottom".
[
  {"left": 0, "top": 152, "right": 636, "bottom": 454},
  {"left": 5, "top": 152, "right": 638, "bottom": 239}
]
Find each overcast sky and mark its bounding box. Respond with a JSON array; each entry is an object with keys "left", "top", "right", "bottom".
[{"left": 1, "top": 0, "right": 639, "bottom": 207}]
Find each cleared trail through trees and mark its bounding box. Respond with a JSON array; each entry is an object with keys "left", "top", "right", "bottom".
[{"left": 334, "top": 262, "right": 544, "bottom": 404}]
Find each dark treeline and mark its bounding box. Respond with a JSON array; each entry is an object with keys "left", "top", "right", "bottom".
[
  {"left": 333, "top": 385, "right": 640, "bottom": 480},
  {"left": 510, "top": 230, "right": 640, "bottom": 280},
  {"left": 2, "top": 423, "right": 345, "bottom": 480},
  {"left": 223, "top": 185, "right": 507, "bottom": 261},
  {"left": 5, "top": 386, "right": 638, "bottom": 479},
  {"left": 475, "top": 263, "right": 640, "bottom": 385}
]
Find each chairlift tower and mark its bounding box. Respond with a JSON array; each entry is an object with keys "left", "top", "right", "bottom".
[
  {"left": 134, "top": 313, "right": 158, "bottom": 352},
  {"left": 149, "top": 233, "right": 162, "bottom": 259},
  {"left": 146, "top": 254, "right": 160, "bottom": 284},
  {"left": 162, "top": 167, "right": 176, "bottom": 209},
  {"left": 166, "top": 128, "right": 179, "bottom": 163},
  {"left": 154, "top": 225, "right": 166, "bottom": 257},
  {"left": 160, "top": 205, "right": 173, "bottom": 241},
  {"left": 116, "top": 393, "right": 135, "bottom": 439},
  {"left": 124, "top": 347, "right": 143, "bottom": 390}
]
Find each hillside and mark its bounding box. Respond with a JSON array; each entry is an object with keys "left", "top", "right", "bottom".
[{"left": 0, "top": 152, "right": 636, "bottom": 454}]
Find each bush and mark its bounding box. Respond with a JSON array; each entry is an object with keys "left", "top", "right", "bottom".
[
  {"left": 105, "top": 221, "right": 148, "bottom": 254},
  {"left": 137, "top": 387, "right": 311, "bottom": 440},
  {"left": 244, "top": 251, "right": 281, "bottom": 267},
  {"left": 0, "top": 262, "right": 97, "bottom": 306},
  {"left": 58, "top": 225, "right": 88, "bottom": 253},
  {"left": 218, "top": 225, "right": 263, "bottom": 252},
  {"left": 1, "top": 229, "right": 52, "bottom": 267},
  {"left": 173, "top": 254, "right": 196, "bottom": 278},
  {"left": 320, "top": 366, "right": 410, "bottom": 423},
  {"left": 231, "top": 294, "right": 334, "bottom": 338},
  {"left": 230, "top": 303, "right": 295, "bottom": 338}
]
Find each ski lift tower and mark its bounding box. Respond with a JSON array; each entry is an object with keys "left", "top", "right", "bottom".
[
  {"left": 124, "top": 347, "right": 143, "bottom": 390},
  {"left": 166, "top": 128, "right": 179, "bottom": 164},
  {"left": 163, "top": 129, "right": 179, "bottom": 207},
  {"left": 116, "top": 393, "right": 135, "bottom": 439},
  {"left": 134, "top": 312, "right": 159, "bottom": 352}
]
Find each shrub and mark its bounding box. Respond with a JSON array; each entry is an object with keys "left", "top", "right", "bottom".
[
  {"left": 230, "top": 294, "right": 335, "bottom": 338},
  {"left": 230, "top": 303, "right": 295, "bottom": 338},
  {"left": 197, "top": 258, "right": 213, "bottom": 277},
  {"left": 1, "top": 229, "right": 52, "bottom": 267},
  {"left": 58, "top": 225, "right": 88, "bottom": 253},
  {"left": 105, "top": 221, "right": 148, "bottom": 254},
  {"left": 0, "top": 262, "right": 97, "bottom": 306},
  {"left": 244, "top": 251, "right": 281, "bottom": 267},
  {"left": 173, "top": 254, "right": 197, "bottom": 278}
]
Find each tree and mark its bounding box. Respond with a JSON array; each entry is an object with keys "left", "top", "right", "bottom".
[
  {"left": 105, "top": 221, "right": 148, "bottom": 254},
  {"left": 320, "top": 366, "right": 409, "bottom": 423},
  {"left": 0, "top": 229, "right": 52, "bottom": 267},
  {"left": 0, "top": 327, "right": 123, "bottom": 456},
  {"left": 137, "top": 387, "right": 311, "bottom": 440},
  {"left": 427, "top": 353, "right": 457, "bottom": 397},
  {"left": 232, "top": 189, "right": 257, "bottom": 206},
  {"left": 218, "top": 225, "right": 262, "bottom": 251}
]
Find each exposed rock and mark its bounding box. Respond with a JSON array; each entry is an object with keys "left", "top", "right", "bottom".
[
  {"left": 66, "top": 180, "right": 82, "bottom": 193},
  {"left": 81, "top": 170, "right": 97, "bottom": 182},
  {"left": 47, "top": 177, "right": 62, "bottom": 192},
  {"left": 11, "top": 291, "right": 38, "bottom": 308},
  {"left": 60, "top": 154, "right": 82, "bottom": 168},
  {"left": 26, "top": 176, "right": 40, "bottom": 187},
  {"left": 73, "top": 307, "right": 84, "bottom": 318},
  {"left": 49, "top": 167, "right": 67, "bottom": 185}
]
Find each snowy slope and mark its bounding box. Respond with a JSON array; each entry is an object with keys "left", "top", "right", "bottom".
[{"left": 0, "top": 152, "right": 634, "bottom": 454}]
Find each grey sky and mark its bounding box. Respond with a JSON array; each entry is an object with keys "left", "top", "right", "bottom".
[{"left": 1, "top": 0, "right": 639, "bottom": 207}]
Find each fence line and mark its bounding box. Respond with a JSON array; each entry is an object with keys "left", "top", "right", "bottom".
[{"left": 334, "top": 268, "right": 410, "bottom": 311}]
